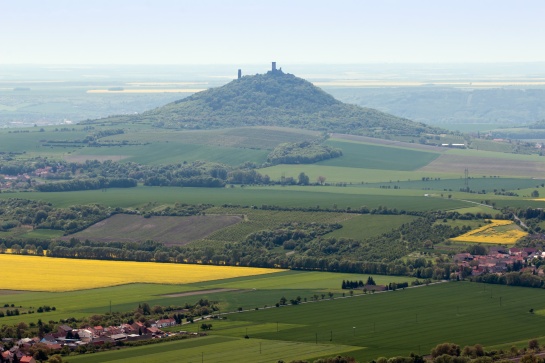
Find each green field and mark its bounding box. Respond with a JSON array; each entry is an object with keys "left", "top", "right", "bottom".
[
  {"left": 364, "top": 177, "right": 542, "bottom": 192},
  {"left": 0, "top": 186, "right": 471, "bottom": 211},
  {"left": 71, "top": 142, "right": 269, "bottom": 165},
  {"left": 26, "top": 281, "right": 545, "bottom": 362},
  {"left": 218, "top": 282, "right": 545, "bottom": 361},
  {"left": 324, "top": 214, "right": 416, "bottom": 240},
  {"left": 0, "top": 270, "right": 414, "bottom": 326},
  {"left": 321, "top": 140, "right": 440, "bottom": 170},
  {"left": 67, "top": 335, "right": 361, "bottom": 363}
]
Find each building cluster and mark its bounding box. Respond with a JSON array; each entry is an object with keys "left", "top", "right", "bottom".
[
  {"left": 0, "top": 318, "right": 185, "bottom": 362},
  {"left": 0, "top": 165, "right": 67, "bottom": 190},
  {"left": 453, "top": 246, "right": 543, "bottom": 276}
]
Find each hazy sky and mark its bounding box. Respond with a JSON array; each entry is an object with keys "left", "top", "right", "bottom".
[{"left": 1, "top": 0, "right": 544, "bottom": 65}]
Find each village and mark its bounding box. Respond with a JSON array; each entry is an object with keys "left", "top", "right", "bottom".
[
  {"left": 453, "top": 246, "right": 544, "bottom": 277},
  {"left": 0, "top": 316, "right": 201, "bottom": 363}
]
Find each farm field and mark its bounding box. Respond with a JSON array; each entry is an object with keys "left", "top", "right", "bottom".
[
  {"left": 0, "top": 186, "right": 472, "bottom": 211},
  {"left": 69, "top": 141, "right": 269, "bottom": 165},
  {"left": 364, "top": 177, "right": 542, "bottom": 192},
  {"left": 0, "top": 270, "right": 414, "bottom": 325},
  {"left": 211, "top": 282, "right": 545, "bottom": 361},
  {"left": 52, "top": 282, "right": 545, "bottom": 362},
  {"left": 64, "top": 214, "right": 243, "bottom": 245},
  {"left": 66, "top": 335, "right": 361, "bottom": 363},
  {"left": 420, "top": 153, "right": 545, "bottom": 177},
  {"left": 258, "top": 163, "right": 461, "bottom": 184},
  {"left": 451, "top": 219, "right": 527, "bottom": 244},
  {"left": 0, "top": 254, "right": 283, "bottom": 291},
  {"left": 199, "top": 207, "right": 356, "bottom": 245},
  {"left": 99, "top": 126, "right": 320, "bottom": 150},
  {"left": 323, "top": 214, "right": 416, "bottom": 240},
  {"left": 320, "top": 140, "right": 440, "bottom": 170}
]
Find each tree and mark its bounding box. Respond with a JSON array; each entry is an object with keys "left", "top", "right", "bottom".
[
  {"left": 529, "top": 338, "right": 540, "bottom": 351},
  {"left": 141, "top": 303, "right": 151, "bottom": 315},
  {"left": 317, "top": 176, "right": 326, "bottom": 185},
  {"left": 520, "top": 353, "right": 539, "bottom": 363},
  {"left": 47, "top": 355, "right": 63, "bottom": 363},
  {"left": 431, "top": 343, "right": 461, "bottom": 358},
  {"left": 531, "top": 190, "right": 540, "bottom": 198},
  {"left": 298, "top": 172, "right": 310, "bottom": 185}
]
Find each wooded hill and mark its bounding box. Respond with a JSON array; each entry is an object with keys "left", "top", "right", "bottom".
[{"left": 94, "top": 69, "right": 445, "bottom": 137}]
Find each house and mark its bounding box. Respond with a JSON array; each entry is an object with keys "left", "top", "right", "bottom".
[
  {"left": 92, "top": 336, "right": 114, "bottom": 346},
  {"left": 131, "top": 321, "right": 145, "bottom": 331},
  {"left": 40, "top": 335, "right": 58, "bottom": 345},
  {"left": 93, "top": 326, "right": 104, "bottom": 336},
  {"left": 145, "top": 326, "right": 162, "bottom": 335},
  {"left": 156, "top": 319, "right": 176, "bottom": 328},
  {"left": 20, "top": 356, "right": 36, "bottom": 363},
  {"left": 509, "top": 247, "right": 522, "bottom": 256},
  {"left": 77, "top": 329, "right": 93, "bottom": 343},
  {"left": 121, "top": 324, "right": 136, "bottom": 334},
  {"left": 110, "top": 333, "right": 127, "bottom": 342},
  {"left": 57, "top": 324, "right": 73, "bottom": 337}
]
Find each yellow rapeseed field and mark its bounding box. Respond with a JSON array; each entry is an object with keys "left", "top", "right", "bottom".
[
  {"left": 451, "top": 219, "right": 527, "bottom": 244},
  {"left": 0, "top": 254, "right": 283, "bottom": 292}
]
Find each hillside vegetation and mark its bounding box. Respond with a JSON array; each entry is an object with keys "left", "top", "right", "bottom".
[{"left": 93, "top": 70, "right": 445, "bottom": 138}]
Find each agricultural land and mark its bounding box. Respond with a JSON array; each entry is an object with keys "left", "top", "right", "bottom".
[{"left": 2, "top": 67, "right": 545, "bottom": 363}]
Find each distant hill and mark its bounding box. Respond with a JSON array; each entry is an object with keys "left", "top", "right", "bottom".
[{"left": 94, "top": 66, "right": 445, "bottom": 137}]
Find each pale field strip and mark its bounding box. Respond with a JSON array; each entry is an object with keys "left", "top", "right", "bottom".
[
  {"left": 87, "top": 89, "right": 205, "bottom": 94},
  {"left": 125, "top": 82, "right": 208, "bottom": 86},
  {"left": 0, "top": 80, "right": 65, "bottom": 83},
  {"left": 314, "top": 80, "right": 545, "bottom": 87},
  {"left": 0, "top": 254, "right": 284, "bottom": 292},
  {"left": 450, "top": 219, "right": 527, "bottom": 244}
]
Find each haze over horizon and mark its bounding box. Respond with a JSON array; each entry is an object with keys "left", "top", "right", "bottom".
[{"left": 1, "top": 0, "right": 544, "bottom": 65}]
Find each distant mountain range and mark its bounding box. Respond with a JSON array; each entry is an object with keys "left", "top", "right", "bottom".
[{"left": 95, "top": 66, "right": 445, "bottom": 137}]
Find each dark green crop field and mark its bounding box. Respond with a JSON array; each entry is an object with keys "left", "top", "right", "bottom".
[
  {"left": 31, "top": 281, "right": 545, "bottom": 362},
  {"left": 320, "top": 140, "right": 440, "bottom": 170},
  {"left": 0, "top": 186, "right": 470, "bottom": 211},
  {"left": 218, "top": 282, "right": 545, "bottom": 361}
]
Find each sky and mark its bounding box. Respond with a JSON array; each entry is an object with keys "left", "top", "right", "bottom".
[{"left": 1, "top": 0, "right": 544, "bottom": 65}]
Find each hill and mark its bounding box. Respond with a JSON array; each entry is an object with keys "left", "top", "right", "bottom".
[{"left": 95, "top": 65, "right": 445, "bottom": 137}]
